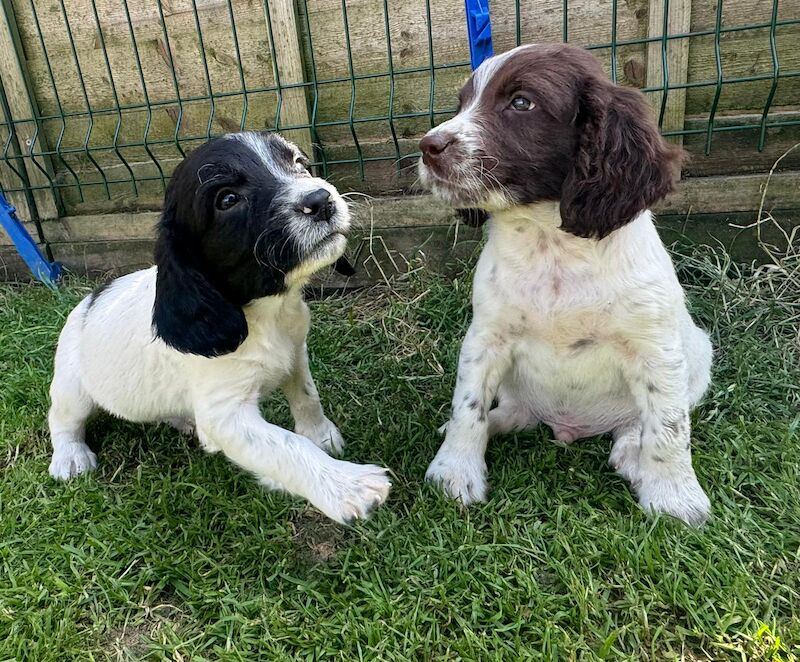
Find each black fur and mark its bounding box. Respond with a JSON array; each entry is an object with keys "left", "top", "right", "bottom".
[
  {"left": 333, "top": 255, "right": 356, "bottom": 277},
  {"left": 152, "top": 134, "right": 311, "bottom": 357},
  {"left": 87, "top": 279, "right": 115, "bottom": 311},
  {"left": 456, "top": 208, "right": 489, "bottom": 228}
]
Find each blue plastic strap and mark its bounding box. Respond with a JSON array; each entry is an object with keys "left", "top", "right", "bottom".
[
  {"left": 465, "top": 0, "right": 493, "bottom": 70},
  {"left": 0, "top": 193, "right": 61, "bottom": 287}
]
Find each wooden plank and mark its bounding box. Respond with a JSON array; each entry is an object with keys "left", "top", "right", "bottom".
[
  {"left": 660, "top": 171, "right": 800, "bottom": 214},
  {"left": 21, "top": 206, "right": 798, "bottom": 284},
  {"left": 0, "top": 0, "right": 59, "bottom": 219},
  {"left": 682, "top": 111, "right": 800, "bottom": 177},
  {"left": 45, "top": 223, "right": 484, "bottom": 283},
  {"left": 3, "top": 166, "right": 798, "bottom": 281},
  {"left": 269, "top": 0, "right": 312, "bottom": 158},
  {"left": 0, "top": 243, "right": 32, "bottom": 279},
  {"left": 0, "top": 143, "right": 32, "bottom": 222},
  {"left": 685, "top": 0, "right": 800, "bottom": 114},
  {"left": 51, "top": 238, "right": 154, "bottom": 277},
  {"left": 17, "top": 170, "right": 799, "bottom": 248},
  {"left": 2, "top": 0, "right": 798, "bottom": 220},
  {"left": 646, "top": 0, "right": 692, "bottom": 145}
]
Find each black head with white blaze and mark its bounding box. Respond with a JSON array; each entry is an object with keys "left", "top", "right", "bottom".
[{"left": 152, "top": 131, "right": 351, "bottom": 357}]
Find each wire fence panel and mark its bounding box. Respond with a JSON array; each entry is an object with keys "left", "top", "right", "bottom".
[{"left": 0, "top": 0, "right": 798, "bottom": 224}]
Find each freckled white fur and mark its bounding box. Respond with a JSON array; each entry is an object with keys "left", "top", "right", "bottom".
[
  {"left": 427, "top": 202, "right": 713, "bottom": 525},
  {"left": 48, "top": 135, "right": 390, "bottom": 524}
]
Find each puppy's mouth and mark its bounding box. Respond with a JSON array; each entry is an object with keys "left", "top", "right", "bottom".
[
  {"left": 419, "top": 161, "right": 478, "bottom": 205},
  {"left": 419, "top": 158, "right": 509, "bottom": 211},
  {"left": 297, "top": 214, "right": 349, "bottom": 266},
  {"left": 309, "top": 230, "right": 347, "bottom": 255}
]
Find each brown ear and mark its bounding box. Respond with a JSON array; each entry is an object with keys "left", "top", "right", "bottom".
[{"left": 560, "top": 81, "right": 685, "bottom": 239}]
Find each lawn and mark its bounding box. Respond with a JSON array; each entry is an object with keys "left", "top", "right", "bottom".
[{"left": 0, "top": 238, "right": 798, "bottom": 661}]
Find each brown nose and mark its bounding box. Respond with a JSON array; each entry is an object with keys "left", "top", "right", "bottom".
[{"left": 419, "top": 133, "right": 454, "bottom": 166}]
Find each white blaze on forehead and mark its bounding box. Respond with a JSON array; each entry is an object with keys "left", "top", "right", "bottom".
[
  {"left": 228, "top": 131, "right": 301, "bottom": 179},
  {"left": 225, "top": 132, "right": 346, "bottom": 222},
  {"left": 426, "top": 45, "right": 535, "bottom": 138},
  {"left": 468, "top": 44, "right": 535, "bottom": 108}
]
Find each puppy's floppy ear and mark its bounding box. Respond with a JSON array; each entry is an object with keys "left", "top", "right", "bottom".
[
  {"left": 152, "top": 202, "right": 248, "bottom": 358},
  {"left": 456, "top": 208, "right": 489, "bottom": 228},
  {"left": 560, "top": 80, "right": 685, "bottom": 239}
]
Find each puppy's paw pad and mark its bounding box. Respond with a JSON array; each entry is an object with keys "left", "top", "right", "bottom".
[
  {"left": 297, "top": 418, "right": 345, "bottom": 456},
  {"left": 49, "top": 444, "right": 97, "bottom": 480},
  {"left": 637, "top": 476, "right": 711, "bottom": 526},
  {"left": 316, "top": 463, "right": 391, "bottom": 524},
  {"left": 425, "top": 452, "right": 488, "bottom": 506}
]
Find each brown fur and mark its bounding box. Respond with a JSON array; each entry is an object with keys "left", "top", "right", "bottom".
[{"left": 420, "top": 44, "right": 685, "bottom": 238}]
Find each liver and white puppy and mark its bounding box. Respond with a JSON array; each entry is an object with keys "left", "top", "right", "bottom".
[
  {"left": 418, "top": 44, "right": 713, "bottom": 525},
  {"left": 48, "top": 131, "right": 390, "bottom": 524}
]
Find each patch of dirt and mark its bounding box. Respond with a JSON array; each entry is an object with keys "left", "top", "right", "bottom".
[
  {"left": 102, "top": 623, "right": 153, "bottom": 661},
  {"left": 290, "top": 508, "right": 344, "bottom": 564},
  {"left": 101, "top": 596, "right": 186, "bottom": 661}
]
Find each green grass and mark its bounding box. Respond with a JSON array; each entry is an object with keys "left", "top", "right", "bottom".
[{"left": 1, "top": 240, "right": 798, "bottom": 661}]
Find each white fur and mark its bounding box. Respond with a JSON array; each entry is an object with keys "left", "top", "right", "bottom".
[
  {"left": 48, "top": 133, "right": 391, "bottom": 524},
  {"left": 48, "top": 272, "right": 391, "bottom": 523},
  {"left": 426, "top": 202, "right": 713, "bottom": 525}
]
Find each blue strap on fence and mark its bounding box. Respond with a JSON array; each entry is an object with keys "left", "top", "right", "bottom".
[
  {"left": 0, "top": 193, "right": 61, "bottom": 287},
  {"left": 464, "top": 0, "right": 493, "bottom": 70}
]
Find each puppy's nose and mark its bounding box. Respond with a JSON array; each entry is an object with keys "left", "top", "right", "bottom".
[
  {"left": 299, "top": 188, "right": 333, "bottom": 222},
  {"left": 419, "top": 133, "right": 454, "bottom": 166}
]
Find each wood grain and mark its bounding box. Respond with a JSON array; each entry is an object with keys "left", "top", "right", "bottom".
[{"left": 0, "top": 0, "right": 59, "bottom": 218}]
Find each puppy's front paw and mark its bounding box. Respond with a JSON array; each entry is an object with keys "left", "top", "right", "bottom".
[
  {"left": 636, "top": 473, "right": 711, "bottom": 526},
  {"left": 313, "top": 461, "right": 391, "bottom": 524},
  {"left": 296, "top": 417, "right": 345, "bottom": 456},
  {"left": 49, "top": 443, "right": 97, "bottom": 480},
  {"left": 425, "top": 449, "right": 488, "bottom": 506}
]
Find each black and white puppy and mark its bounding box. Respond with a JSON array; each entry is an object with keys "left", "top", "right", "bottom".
[
  {"left": 48, "top": 131, "right": 390, "bottom": 523},
  {"left": 418, "top": 44, "right": 713, "bottom": 525}
]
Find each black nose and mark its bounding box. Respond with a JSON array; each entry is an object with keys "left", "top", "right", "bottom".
[
  {"left": 419, "top": 133, "right": 454, "bottom": 166},
  {"left": 299, "top": 188, "right": 333, "bottom": 222}
]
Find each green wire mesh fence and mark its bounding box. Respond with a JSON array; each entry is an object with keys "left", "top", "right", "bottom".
[{"left": 0, "top": 0, "right": 798, "bottom": 236}]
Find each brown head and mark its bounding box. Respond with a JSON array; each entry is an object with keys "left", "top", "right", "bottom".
[{"left": 418, "top": 44, "right": 684, "bottom": 238}]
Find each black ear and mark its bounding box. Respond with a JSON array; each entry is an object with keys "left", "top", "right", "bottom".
[
  {"left": 456, "top": 208, "right": 489, "bottom": 228},
  {"left": 152, "top": 214, "right": 248, "bottom": 358},
  {"left": 560, "top": 81, "right": 685, "bottom": 239}
]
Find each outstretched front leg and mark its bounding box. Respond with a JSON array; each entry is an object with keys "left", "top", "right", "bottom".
[
  {"left": 426, "top": 324, "right": 513, "bottom": 505},
  {"left": 282, "top": 342, "right": 344, "bottom": 456},
  {"left": 196, "top": 402, "right": 390, "bottom": 524},
  {"left": 621, "top": 336, "right": 711, "bottom": 525}
]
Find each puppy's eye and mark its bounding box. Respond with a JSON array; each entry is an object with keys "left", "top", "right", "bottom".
[
  {"left": 294, "top": 157, "right": 310, "bottom": 173},
  {"left": 216, "top": 190, "right": 240, "bottom": 211},
  {"left": 510, "top": 96, "right": 534, "bottom": 111}
]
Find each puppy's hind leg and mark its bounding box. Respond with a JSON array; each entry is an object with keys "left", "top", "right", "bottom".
[
  {"left": 609, "top": 423, "right": 642, "bottom": 484},
  {"left": 685, "top": 324, "right": 713, "bottom": 407},
  {"left": 487, "top": 384, "right": 537, "bottom": 439},
  {"left": 166, "top": 417, "right": 196, "bottom": 437},
  {"left": 622, "top": 338, "right": 711, "bottom": 525},
  {"left": 48, "top": 317, "right": 98, "bottom": 480}
]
